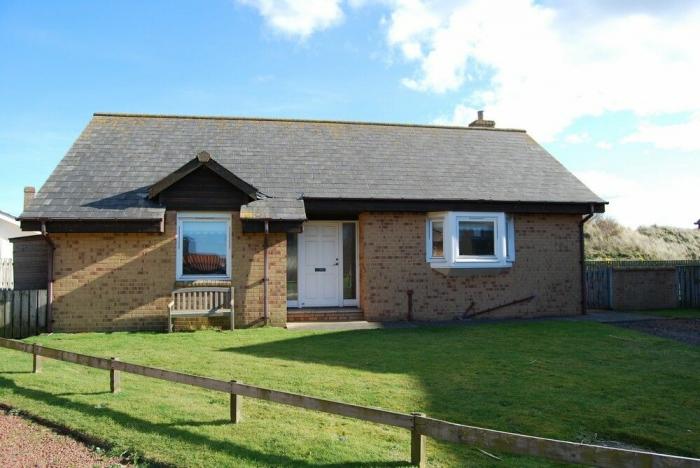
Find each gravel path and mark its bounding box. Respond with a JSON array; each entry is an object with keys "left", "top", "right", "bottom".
[
  {"left": 0, "top": 410, "right": 121, "bottom": 467},
  {"left": 614, "top": 318, "right": 700, "bottom": 346}
]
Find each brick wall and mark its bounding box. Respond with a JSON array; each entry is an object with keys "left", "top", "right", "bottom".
[
  {"left": 358, "top": 212, "right": 583, "bottom": 321},
  {"left": 51, "top": 211, "right": 286, "bottom": 332},
  {"left": 611, "top": 268, "right": 678, "bottom": 310}
]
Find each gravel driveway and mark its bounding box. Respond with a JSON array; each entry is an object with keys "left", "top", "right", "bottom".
[
  {"left": 0, "top": 410, "right": 121, "bottom": 467},
  {"left": 614, "top": 318, "right": 700, "bottom": 346}
]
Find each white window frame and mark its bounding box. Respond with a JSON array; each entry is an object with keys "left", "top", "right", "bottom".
[
  {"left": 426, "top": 211, "right": 515, "bottom": 269},
  {"left": 176, "top": 212, "right": 232, "bottom": 281}
]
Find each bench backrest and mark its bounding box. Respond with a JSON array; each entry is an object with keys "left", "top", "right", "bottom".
[{"left": 171, "top": 287, "right": 233, "bottom": 313}]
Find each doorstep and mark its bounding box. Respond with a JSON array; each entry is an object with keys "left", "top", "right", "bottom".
[{"left": 287, "top": 307, "right": 364, "bottom": 322}]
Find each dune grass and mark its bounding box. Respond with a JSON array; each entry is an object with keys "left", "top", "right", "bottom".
[{"left": 0, "top": 321, "right": 698, "bottom": 467}]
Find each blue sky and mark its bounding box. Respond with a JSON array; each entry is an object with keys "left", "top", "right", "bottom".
[{"left": 1, "top": 0, "right": 698, "bottom": 227}]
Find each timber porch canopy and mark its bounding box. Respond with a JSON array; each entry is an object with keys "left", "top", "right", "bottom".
[{"left": 19, "top": 113, "right": 605, "bottom": 234}]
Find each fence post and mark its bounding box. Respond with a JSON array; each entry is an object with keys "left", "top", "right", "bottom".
[
  {"left": 32, "top": 343, "right": 42, "bottom": 373},
  {"left": 230, "top": 380, "right": 241, "bottom": 423},
  {"left": 411, "top": 412, "right": 426, "bottom": 467},
  {"left": 110, "top": 357, "right": 120, "bottom": 393}
]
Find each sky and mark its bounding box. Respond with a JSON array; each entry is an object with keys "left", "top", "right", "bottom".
[{"left": 0, "top": 0, "right": 698, "bottom": 228}]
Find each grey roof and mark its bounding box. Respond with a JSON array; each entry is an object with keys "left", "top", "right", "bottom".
[
  {"left": 21, "top": 113, "right": 604, "bottom": 220},
  {"left": 240, "top": 198, "right": 306, "bottom": 221}
]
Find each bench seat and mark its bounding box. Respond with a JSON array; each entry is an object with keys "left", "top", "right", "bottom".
[{"left": 168, "top": 286, "right": 234, "bottom": 332}]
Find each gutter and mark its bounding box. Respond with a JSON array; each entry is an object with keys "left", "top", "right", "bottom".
[
  {"left": 579, "top": 205, "right": 595, "bottom": 315},
  {"left": 40, "top": 222, "right": 56, "bottom": 332}
]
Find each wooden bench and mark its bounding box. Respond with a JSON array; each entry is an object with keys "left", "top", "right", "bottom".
[{"left": 168, "top": 287, "right": 234, "bottom": 332}]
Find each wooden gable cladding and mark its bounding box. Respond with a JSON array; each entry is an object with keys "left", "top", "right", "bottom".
[{"left": 157, "top": 166, "right": 254, "bottom": 211}]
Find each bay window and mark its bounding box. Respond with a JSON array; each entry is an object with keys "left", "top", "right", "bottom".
[
  {"left": 177, "top": 213, "right": 231, "bottom": 280},
  {"left": 426, "top": 212, "right": 515, "bottom": 269}
]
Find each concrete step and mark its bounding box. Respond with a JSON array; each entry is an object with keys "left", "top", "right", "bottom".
[{"left": 287, "top": 310, "right": 364, "bottom": 322}]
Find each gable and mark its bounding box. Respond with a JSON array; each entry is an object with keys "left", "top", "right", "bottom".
[{"left": 156, "top": 166, "right": 254, "bottom": 210}]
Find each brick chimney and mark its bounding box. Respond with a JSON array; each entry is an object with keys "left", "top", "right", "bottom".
[
  {"left": 24, "top": 186, "right": 35, "bottom": 210},
  {"left": 468, "top": 110, "right": 495, "bottom": 128}
]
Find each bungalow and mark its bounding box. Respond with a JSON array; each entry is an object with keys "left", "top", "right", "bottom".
[{"left": 19, "top": 112, "right": 605, "bottom": 332}]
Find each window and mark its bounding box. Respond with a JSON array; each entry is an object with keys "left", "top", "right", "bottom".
[
  {"left": 428, "top": 220, "right": 444, "bottom": 259},
  {"left": 342, "top": 223, "right": 357, "bottom": 300},
  {"left": 287, "top": 233, "right": 298, "bottom": 301},
  {"left": 426, "top": 212, "right": 514, "bottom": 269},
  {"left": 177, "top": 213, "right": 231, "bottom": 280},
  {"left": 458, "top": 221, "right": 495, "bottom": 257}
]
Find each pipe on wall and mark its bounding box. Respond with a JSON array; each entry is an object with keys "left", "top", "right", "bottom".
[
  {"left": 263, "top": 220, "right": 270, "bottom": 325},
  {"left": 40, "top": 221, "right": 56, "bottom": 332},
  {"left": 579, "top": 205, "right": 595, "bottom": 315}
]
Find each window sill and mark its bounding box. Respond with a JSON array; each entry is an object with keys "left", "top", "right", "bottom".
[
  {"left": 429, "top": 260, "right": 513, "bottom": 274},
  {"left": 174, "top": 279, "right": 233, "bottom": 288}
]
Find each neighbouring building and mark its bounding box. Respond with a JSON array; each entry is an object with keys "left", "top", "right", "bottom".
[{"left": 18, "top": 112, "right": 606, "bottom": 332}]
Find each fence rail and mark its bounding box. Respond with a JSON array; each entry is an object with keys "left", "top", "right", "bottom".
[
  {"left": 1, "top": 337, "right": 698, "bottom": 467},
  {"left": 0, "top": 289, "right": 48, "bottom": 338},
  {"left": 0, "top": 259, "right": 12, "bottom": 289}
]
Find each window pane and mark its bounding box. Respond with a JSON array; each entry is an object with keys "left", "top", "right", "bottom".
[
  {"left": 431, "top": 221, "right": 444, "bottom": 258},
  {"left": 458, "top": 221, "right": 495, "bottom": 256},
  {"left": 182, "top": 220, "right": 228, "bottom": 276},
  {"left": 287, "top": 233, "right": 298, "bottom": 301},
  {"left": 342, "top": 223, "right": 356, "bottom": 300}
]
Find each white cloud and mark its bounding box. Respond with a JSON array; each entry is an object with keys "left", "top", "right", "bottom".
[
  {"left": 238, "top": 0, "right": 343, "bottom": 39},
  {"left": 623, "top": 113, "right": 700, "bottom": 151},
  {"left": 575, "top": 170, "right": 699, "bottom": 228},
  {"left": 564, "top": 132, "right": 590, "bottom": 144},
  {"left": 595, "top": 141, "right": 612, "bottom": 150},
  {"left": 382, "top": 1, "right": 700, "bottom": 142}
]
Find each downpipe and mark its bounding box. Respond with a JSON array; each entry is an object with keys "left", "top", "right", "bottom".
[
  {"left": 579, "top": 206, "right": 595, "bottom": 315},
  {"left": 263, "top": 220, "right": 270, "bottom": 326},
  {"left": 40, "top": 221, "right": 56, "bottom": 332}
]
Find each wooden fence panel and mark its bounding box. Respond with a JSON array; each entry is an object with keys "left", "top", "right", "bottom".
[
  {"left": 0, "top": 290, "right": 7, "bottom": 337},
  {"left": 0, "top": 289, "right": 47, "bottom": 339},
  {"left": 678, "top": 266, "right": 700, "bottom": 308},
  {"left": 585, "top": 267, "right": 611, "bottom": 309},
  {"left": 3, "top": 290, "right": 11, "bottom": 338},
  {"left": 37, "top": 290, "right": 47, "bottom": 331},
  {"left": 12, "top": 291, "right": 21, "bottom": 338}
]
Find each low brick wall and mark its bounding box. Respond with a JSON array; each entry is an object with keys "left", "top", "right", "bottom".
[{"left": 611, "top": 268, "right": 678, "bottom": 310}]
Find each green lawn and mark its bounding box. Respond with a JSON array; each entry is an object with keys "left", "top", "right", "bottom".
[
  {"left": 0, "top": 321, "right": 698, "bottom": 467},
  {"left": 630, "top": 308, "right": 700, "bottom": 319}
]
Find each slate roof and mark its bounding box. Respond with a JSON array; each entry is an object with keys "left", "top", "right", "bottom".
[
  {"left": 21, "top": 113, "right": 604, "bottom": 220},
  {"left": 240, "top": 198, "right": 307, "bottom": 221}
]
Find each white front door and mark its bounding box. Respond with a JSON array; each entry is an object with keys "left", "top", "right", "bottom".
[{"left": 301, "top": 223, "right": 341, "bottom": 307}]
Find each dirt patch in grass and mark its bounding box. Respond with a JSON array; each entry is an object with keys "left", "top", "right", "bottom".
[
  {"left": 0, "top": 409, "right": 122, "bottom": 467},
  {"left": 614, "top": 319, "right": 700, "bottom": 346}
]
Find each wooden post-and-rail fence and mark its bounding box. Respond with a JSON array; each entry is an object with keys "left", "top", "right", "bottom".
[{"left": 1, "top": 337, "right": 698, "bottom": 468}]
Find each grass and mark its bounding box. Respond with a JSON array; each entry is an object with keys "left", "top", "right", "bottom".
[
  {"left": 0, "top": 321, "right": 699, "bottom": 467},
  {"left": 629, "top": 308, "right": 700, "bottom": 319}
]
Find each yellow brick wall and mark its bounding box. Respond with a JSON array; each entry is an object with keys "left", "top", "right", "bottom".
[
  {"left": 51, "top": 211, "right": 286, "bottom": 332},
  {"left": 358, "top": 212, "right": 583, "bottom": 321}
]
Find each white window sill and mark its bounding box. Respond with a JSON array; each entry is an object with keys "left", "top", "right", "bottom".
[
  {"left": 429, "top": 259, "right": 514, "bottom": 270},
  {"left": 177, "top": 275, "right": 231, "bottom": 282}
]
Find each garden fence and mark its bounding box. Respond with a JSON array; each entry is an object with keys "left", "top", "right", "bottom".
[
  {"left": 0, "top": 289, "right": 48, "bottom": 338},
  {"left": 585, "top": 261, "right": 700, "bottom": 310},
  {"left": 1, "top": 337, "right": 698, "bottom": 467}
]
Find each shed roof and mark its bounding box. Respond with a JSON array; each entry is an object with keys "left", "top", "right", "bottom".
[{"left": 21, "top": 113, "right": 604, "bottom": 220}]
